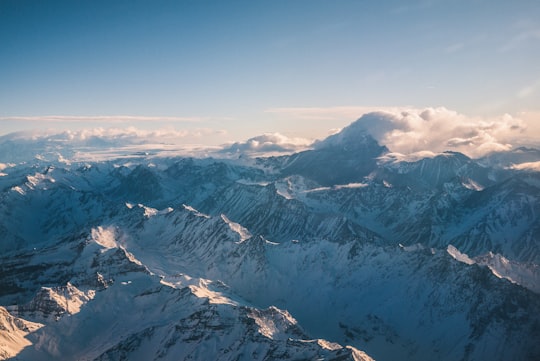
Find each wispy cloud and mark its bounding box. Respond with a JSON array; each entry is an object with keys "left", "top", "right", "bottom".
[
  {"left": 444, "top": 42, "right": 464, "bottom": 54},
  {"left": 65, "top": 127, "right": 227, "bottom": 141},
  {"left": 2, "top": 127, "right": 228, "bottom": 144},
  {"left": 0, "top": 115, "right": 210, "bottom": 123},
  {"left": 517, "top": 79, "right": 540, "bottom": 99},
  {"left": 499, "top": 24, "right": 540, "bottom": 52}
]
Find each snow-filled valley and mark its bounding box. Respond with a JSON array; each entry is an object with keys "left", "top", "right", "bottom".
[{"left": 1, "top": 115, "right": 540, "bottom": 360}]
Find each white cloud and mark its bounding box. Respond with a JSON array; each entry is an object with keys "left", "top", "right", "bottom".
[
  {"left": 1, "top": 127, "right": 228, "bottom": 146},
  {"left": 0, "top": 127, "right": 231, "bottom": 163},
  {"left": 348, "top": 107, "right": 537, "bottom": 158},
  {"left": 221, "top": 133, "right": 312, "bottom": 155},
  {"left": 510, "top": 161, "right": 540, "bottom": 172},
  {"left": 2, "top": 108, "right": 538, "bottom": 161},
  {"left": 378, "top": 151, "right": 440, "bottom": 164},
  {"left": 260, "top": 106, "right": 540, "bottom": 158},
  {"left": 335, "top": 183, "right": 369, "bottom": 189}
]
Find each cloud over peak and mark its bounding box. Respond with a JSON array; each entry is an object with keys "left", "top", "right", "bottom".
[
  {"left": 1, "top": 107, "right": 538, "bottom": 162},
  {"left": 350, "top": 107, "right": 534, "bottom": 158}
]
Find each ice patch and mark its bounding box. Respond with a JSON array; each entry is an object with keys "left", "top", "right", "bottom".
[
  {"left": 47, "top": 283, "right": 95, "bottom": 315},
  {"left": 304, "top": 186, "right": 332, "bottom": 193},
  {"left": 182, "top": 204, "right": 210, "bottom": 218},
  {"left": 336, "top": 183, "right": 368, "bottom": 189},
  {"left": 0, "top": 307, "right": 44, "bottom": 359},
  {"left": 189, "top": 279, "right": 237, "bottom": 306},
  {"left": 399, "top": 243, "right": 424, "bottom": 252},
  {"left": 159, "top": 207, "right": 174, "bottom": 215},
  {"left": 249, "top": 306, "right": 297, "bottom": 340},
  {"left": 347, "top": 346, "right": 375, "bottom": 361},
  {"left": 474, "top": 252, "right": 540, "bottom": 294},
  {"left": 12, "top": 186, "right": 26, "bottom": 195},
  {"left": 252, "top": 313, "right": 279, "bottom": 339},
  {"left": 26, "top": 173, "right": 55, "bottom": 188},
  {"left": 447, "top": 245, "right": 475, "bottom": 265},
  {"left": 91, "top": 226, "right": 118, "bottom": 249},
  {"left": 276, "top": 189, "right": 294, "bottom": 199},
  {"left": 221, "top": 214, "right": 252, "bottom": 242},
  {"left": 304, "top": 183, "right": 368, "bottom": 193},
  {"left": 138, "top": 204, "right": 157, "bottom": 218},
  {"left": 274, "top": 179, "right": 296, "bottom": 199},
  {"left": 0, "top": 163, "right": 11, "bottom": 171},
  {"left": 447, "top": 245, "right": 540, "bottom": 294},
  {"left": 316, "top": 339, "right": 343, "bottom": 351},
  {"left": 462, "top": 178, "right": 484, "bottom": 191},
  {"left": 235, "top": 179, "right": 270, "bottom": 186}
]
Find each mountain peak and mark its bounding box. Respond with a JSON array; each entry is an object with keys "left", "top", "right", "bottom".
[
  {"left": 281, "top": 117, "right": 388, "bottom": 186},
  {"left": 314, "top": 113, "right": 390, "bottom": 152}
]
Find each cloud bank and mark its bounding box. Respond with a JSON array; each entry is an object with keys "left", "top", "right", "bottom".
[
  {"left": 1, "top": 127, "right": 226, "bottom": 145},
  {"left": 348, "top": 107, "right": 537, "bottom": 158},
  {"left": 1, "top": 108, "right": 538, "bottom": 161},
  {"left": 0, "top": 127, "right": 230, "bottom": 163},
  {"left": 221, "top": 133, "right": 312, "bottom": 155},
  {"left": 511, "top": 161, "right": 540, "bottom": 172}
]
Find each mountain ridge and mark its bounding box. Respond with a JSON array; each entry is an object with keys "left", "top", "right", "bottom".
[{"left": 1, "top": 118, "right": 540, "bottom": 360}]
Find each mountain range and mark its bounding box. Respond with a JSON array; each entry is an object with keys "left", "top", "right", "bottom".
[{"left": 1, "top": 114, "right": 539, "bottom": 360}]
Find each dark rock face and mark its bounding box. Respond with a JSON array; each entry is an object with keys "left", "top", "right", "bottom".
[{"left": 282, "top": 129, "right": 387, "bottom": 186}]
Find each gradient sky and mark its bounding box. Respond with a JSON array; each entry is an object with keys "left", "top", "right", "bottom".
[{"left": 1, "top": 0, "right": 539, "bottom": 144}]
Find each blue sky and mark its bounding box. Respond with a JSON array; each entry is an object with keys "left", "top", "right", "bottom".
[{"left": 1, "top": 0, "right": 539, "bottom": 145}]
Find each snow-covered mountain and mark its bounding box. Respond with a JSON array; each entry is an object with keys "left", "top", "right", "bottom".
[{"left": 1, "top": 114, "right": 540, "bottom": 360}]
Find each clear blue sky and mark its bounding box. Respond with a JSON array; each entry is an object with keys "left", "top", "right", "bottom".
[{"left": 1, "top": 0, "right": 539, "bottom": 143}]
